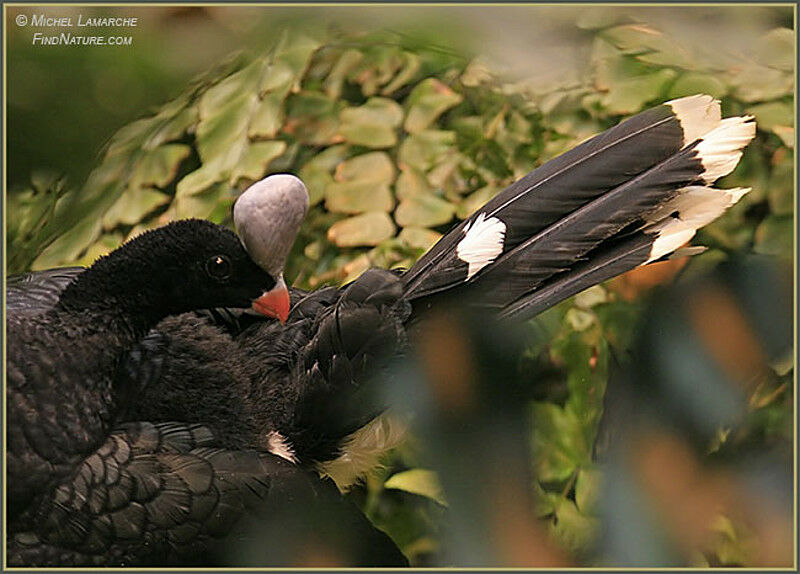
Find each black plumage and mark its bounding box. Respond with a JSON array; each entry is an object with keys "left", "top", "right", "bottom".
[
  {"left": 7, "top": 220, "right": 276, "bottom": 520},
  {"left": 8, "top": 422, "right": 407, "bottom": 567},
  {"left": 6, "top": 94, "right": 755, "bottom": 567},
  {"left": 7, "top": 266, "right": 409, "bottom": 567}
]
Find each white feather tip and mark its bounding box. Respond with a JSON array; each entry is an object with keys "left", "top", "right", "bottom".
[{"left": 667, "top": 94, "right": 722, "bottom": 146}]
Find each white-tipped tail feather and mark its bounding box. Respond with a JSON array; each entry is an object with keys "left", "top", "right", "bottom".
[
  {"left": 695, "top": 116, "right": 757, "bottom": 182},
  {"left": 646, "top": 186, "right": 750, "bottom": 227},
  {"left": 667, "top": 94, "right": 721, "bottom": 146},
  {"left": 645, "top": 219, "right": 698, "bottom": 264},
  {"left": 644, "top": 103, "right": 755, "bottom": 263},
  {"left": 644, "top": 186, "right": 751, "bottom": 263}
]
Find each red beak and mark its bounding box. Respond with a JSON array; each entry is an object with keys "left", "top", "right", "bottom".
[{"left": 252, "top": 276, "right": 290, "bottom": 323}]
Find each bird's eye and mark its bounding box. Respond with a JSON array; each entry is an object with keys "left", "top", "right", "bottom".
[{"left": 205, "top": 255, "right": 232, "bottom": 281}]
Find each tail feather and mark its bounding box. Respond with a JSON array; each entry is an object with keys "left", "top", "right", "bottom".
[
  {"left": 469, "top": 145, "right": 705, "bottom": 307},
  {"left": 403, "top": 95, "right": 724, "bottom": 300},
  {"left": 498, "top": 186, "right": 751, "bottom": 321},
  {"left": 400, "top": 94, "right": 756, "bottom": 320}
]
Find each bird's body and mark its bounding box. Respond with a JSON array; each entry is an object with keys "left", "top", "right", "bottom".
[
  {"left": 6, "top": 94, "right": 756, "bottom": 566},
  {"left": 5, "top": 227, "right": 409, "bottom": 567},
  {"left": 8, "top": 421, "right": 407, "bottom": 567},
  {"left": 6, "top": 219, "right": 279, "bottom": 520},
  {"left": 7, "top": 306, "right": 134, "bottom": 518}
]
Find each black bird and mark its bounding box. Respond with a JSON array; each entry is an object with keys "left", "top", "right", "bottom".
[
  {"left": 6, "top": 94, "right": 756, "bottom": 565},
  {"left": 6, "top": 219, "right": 283, "bottom": 520},
  {"left": 6, "top": 190, "right": 407, "bottom": 567}
]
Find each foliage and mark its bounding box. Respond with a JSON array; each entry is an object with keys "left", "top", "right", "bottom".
[{"left": 6, "top": 14, "right": 793, "bottom": 567}]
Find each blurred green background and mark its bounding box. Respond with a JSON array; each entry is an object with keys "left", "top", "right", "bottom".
[{"left": 5, "top": 4, "right": 795, "bottom": 568}]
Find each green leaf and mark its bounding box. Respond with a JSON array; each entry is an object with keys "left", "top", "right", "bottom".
[
  {"left": 173, "top": 181, "right": 227, "bottom": 221},
  {"left": 276, "top": 32, "right": 322, "bottom": 77},
  {"left": 574, "top": 285, "right": 608, "bottom": 310},
  {"left": 326, "top": 151, "right": 396, "bottom": 214},
  {"left": 105, "top": 116, "right": 156, "bottom": 158},
  {"left": 31, "top": 216, "right": 102, "bottom": 270},
  {"left": 249, "top": 92, "right": 285, "bottom": 138},
  {"left": 460, "top": 58, "right": 493, "bottom": 87},
  {"left": 176, "top": 159, "right": 227, "bottom": 198},
  {"left": 404, "top": 78, "right": 463, "bottom": 133},
  {"left": 324, "top": 48, "right": 364, "bottom": 99},
  {"left": 574, "top": 467, "right": 602, "bottom": 514},
  {"left": 298, "top": 169, "right": 331, "bottom": 207},
  {"left": 668, "top": 73, "right": 727, "bottom": 100},
  {"left": 532, "top": 480, "right": 560, "bottom": 518},
  {"left": 298, "top": 145, "right": 350, "bottom": 206},
  {"left": 335, "top": 151, "right": 395, "bottom": 182},
  {"left": 230, "top": 141, "right": 288, "bottom": 185},
  {"left": 197, "top": 67, "right": 261, "bottom": 160},
  {"left": 339, "top": 121, "right": 397, "bottom": 149},
  {"left": 549, "top": 498, "right": 600, "bottom": 554},
  {"left": 598, "top": 24, "right": 700, "bottom": 70},
  {"left": 732, "top": 65, "right": 793, "bottom": 103},
  {"left": 558, "top": 332, "right": 607, "bottom": 428},
  {"left": 396, "top": 167, "right": 433, "bottom": 201},
  {"left": 259, "top": 59, "right": 295, "bottom": 95},
  {"left": 381, "top": 51, "right": 422, "bottom": 96},
  {"left": 384, "top": 469, "right": 447, "bottom": 507},
  {"left": 601, "top": 24, "right": 672, "bottom": 55},
  {"left": 767, "top": 153, "right": 794, "bottom": 215},
  {"left": 755, "top": 28, "right": 794, "bottom": 72},
  {"left": 148, "top": 107, "right": 199, "bottom": 149},
  {"left": 754, "top": 214, "right": 793, "bottom": 259},
  {"left": 428, "top": 153, "right": 469, "bottom": 200},
  {"left": 327, "top": 212, "right": 396, "bottom": 247},
  {"left": 6, "top": 177, "right": 64, "bottom": 258},
  {"left": 129, "top": 144, "right": 192, "bottom": 190},
  {"left": 600, "top": 66, "right": 678, "bottom": 115},
  {"left": 746, "top": 101, "right": 793, "bottom": 133},
  {"left": 340, "top": 97, "right": 403, "bottom": 136},
  {"left": 395, "top": 193, "right": 455, "bottom": 228},
  {"left": 456, "top": 184, "right": 499, "bottom": 219},
  {"left": 284, "top": 90, "right": 340, "bottom": 145},
  {"left": 398, "top": 130, "right": 456, "bottom": 172},
  {"left": 339, "top": 97, "right": 403, "bottom": 148},
  {"left": 398, "top": 226, "right": 442, "bottom": 251},
  {"left": 530, "top": 402, "right": 589, "bottom": 482},
  {"left": 326, "top": 179, "right": 395, "bottom": 214},
  {"left": 303, "top": 143, "right": 350, "bottom": 173},
  {"left": 102, "top": 187, "right": 170, "bottom": 229}
]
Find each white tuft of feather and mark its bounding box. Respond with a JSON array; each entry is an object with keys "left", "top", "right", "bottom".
[
  {"left": 646, "top": 186, "right": 750, "bottom": 226},
  {"left": 645, "top": 218, "right": 699, "bottom": 264},
  {"left": 265, "top": 430, "right": 298, "bottom": 464},
  {"left": 643, "top": 186, "right": 750, "bottom": 263},
  {"left": 456, "top": 213, "right": 507, "bottom": 280},
  {"left": 694, "top": 116, "right": 757, "bottom": 183},
  {"left": 667, "top": 94, "right": 721, "bottom": 146},
  {"left": 317, "top": 414, "right": 408, "bottom": 492}
]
